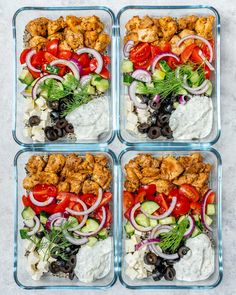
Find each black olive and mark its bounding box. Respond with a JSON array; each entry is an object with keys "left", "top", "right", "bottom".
[
  {"left": 50, "top": 111, "right": 60, "bottom": 121},
  {"left": 140, "top": 94, "right": 150, "bottom": 104},
  {"left": 149, "top": 100, "right": 161, "bottom": 111},
  {"left": 60, "top": 261, "right": 73, "bottom": 273},
  {"left": 56, "top": 119, "right": 68, "bottom": 129},
  {"left": 166, "top": 258, "right": 180, "bottom": 265},
  {"left": 48, "top": 100, "right": 59, "bottom": 111},
  {"left": 178, "top": 246, "right": 190, "bottom": 258},
  {"left": 152, "top": 269, "right": 164, "bottom": 281},
  {"left": 69, "top": 272, "right": 75, "bottom": 280},
  {"left": 68, "top": 255, "right": 76, "bottom": 267},
  {"left": 137, "top": 123, "right": 150, "bottom": 134},
  {"left": 29, "top": 115, "right": 40, "bottom": 127},
  {"left": 65, "top": 247, "right": 72, "bottom": 255},
  {"left": 53, "top": 126, "right": 66, "bottom": 138},
  {"left": 147, "top": 114, "right": 157, "bottom": 126},
  {"left": 161, "top": 125, "right": 173, "bottom": 139},
  {"left": 35, "top": 231, "right": 45, "bottom": 239},
  {"left": 144, "top": 252, "right": 158, "bottom": 265},
  {"left": 147, "top": 126, "right": 161, "bottom": 139},
  {"left": 59, "top": 96, "right": 73, "bottom": 113},
  {"left": 158, "top": 114, "right": 170, "bottom": 125},
  {"left": 49, "top": 261, "right": 61, "bottom": 274},
  {"left": 45, "top": 127, "right": 58, "bottom": 141},
  {"left": 155, "top": 256, "right": 164, "bottom": 267},
  {"left": 164, "top": 266, "right": 176, "bottom": 281},
  {"left": 65, "top": 123, "right": 74, "bottom": 134},
  {"left": 163, "top": 104, "right": 174, "bottom": 114}
]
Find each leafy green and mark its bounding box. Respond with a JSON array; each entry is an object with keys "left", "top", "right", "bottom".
[
  {"left": 62, "top": 73, "right": 79, "bottom": 90},
  {"left": 39, "top": 79, "right": 70, "bottom": 101}
]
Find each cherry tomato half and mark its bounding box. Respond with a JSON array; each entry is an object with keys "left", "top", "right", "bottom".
[
  {"left": 32, "top": 184, "right": 58, "bottom": 202},
  {"left": 154, "top": 193, "right": 169, "bottom": 215},
  {"left": 46, "top": 39, "right": 59, "bottom": 57},
  {"left": 138, "top": 184, "right": 156, "bottom": 200},
  {"left": 190, "top": 201, "right": 201, "bottom": 215},
  {"left": 172, "top": 195, "right": 190, "bottom": 217},
  {"left": 205, "top": 190, "right": 216, "bottom": 205},
  {"left": 180, "top": 43, "right": 197, "bottom": 64},
  {"left": 31, "top": 51, "right": 45, "bottom": 68},
  {"left": 123, "top": 191, "right": 134, "bottom": 212},
  {"left": 130, "top": 43, "right": 151, "bottom": 63},
  {"left": 179, "top": 184, "right": 200, "bottom": 202},
  {"left": 58, "top": 50, "right": 72, "bottom": 60},
  {"left": 20, "top": 48, "right": 31, "bottom": 64}
]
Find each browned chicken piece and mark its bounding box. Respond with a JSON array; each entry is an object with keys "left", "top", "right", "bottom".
[
  {"left": 92, "top": 163, "right": 112, "bottom": 190},
  {"left": 139, "top": 16, "right": 154, "bottom": 29},
  {"left": 26, "top": 155, "right": 46, "bottom": 175},
  {"left": 177, "top": 15, "right": 198, "bottom": 31},
  {"left": 179, "top": 29, "right": 195, "bottom": 46},
  {"left": 151, "top": 179, "right": 175, "bottom": 195},
  {"left": 65, "top": 29, "right": 84, "bottom": 49},
  {"left": 125, "top": 16, "right": 141, "bottom": 32},
  {"left": 124, "top": 32, "right": 139, "bottom": 44},
  {"left": 94, "top": 33, "right": 110, "bottom": 52},
  {"left": 47, "top": 32, "right": 64, "bottom": 41},
  {"left": 94, "top": 154, "right": 109, "bottom": 167},
  {"left": 66, "top": 16, "right": 83, "bottom": 33},
  {"left": 23, "top": 174, "right": 41, "bottom": 190},
  {"left": 140, "top": 176, "right": 160, "bottom": 185},
  {"left": 126, "top": 167, "right": 141, "bottom": 183},
  {"left": 124, "top": 179, "right": 140, "bottom": 192},
  {"left": 82, "top": 180, "right": 100, "bottom": 195},
  {"left": 159, "top": 17, "right": 178, "bottom": 41},
  {"left": 134, "top": 154, "right": 154, "bottom": 168},
  {"left": 192, "top": 172, "right": 209, "bottom": 189},
  {"left": 199, "top": 185, "right": 209, "bottom": 196},
  {"left": 195, "top": 16, "right": 215, "bottom": 39},
  {"left": 84, "top": 31, "right": 99, "bottom": 48},
  {"left": 45, "top": 154, "right": 66, "bottom": 174},
  {"left": 47, "top": 16, "right": 66, "bottom": 36},
  {"left": 59, "top": 40, "right": 71, "bottom": 51},
  {"left": 29, "top": 36, "right": 47, "bottom": 50},
  {"left": 141, "top": 167, "right": 160, "bottom": 178},
  {"left": 170, "top": 35, "right": 186, "bottom": 55},
  {"left": 173, "top": 173, "right": 197, "bottom": 186},
  {"left": 137, "top": 26, "right": 158, "bottom": 43},
  {"left": 160, "top": 157, "right": 184, "bottom": 180},
  {"left": 61, "top": 154, "right": 83, "bottom": 178},
  {"left": 79, "top": 153, "right": 95, "bottom": 171},
  {"left": 23, "top": 172, "right": 59, "bottom": 190},
  {"left": 57, "top": 181, "right": 70, "bottom": 192},
  {"left": 152, "top": 18, "right": 163, "bottom": 37},
  {"left": 26, "top": 17, "right": 49, "bottom": 37},
  {"left": 81, "top": 16, "right": 104, "bottom": 33},
  {"left": 67, "top": 173, "right": 87, "bottom": 194}
]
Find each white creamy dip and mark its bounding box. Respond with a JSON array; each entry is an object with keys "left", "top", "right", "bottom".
[
  {"left": 175, "top": 234, "right": 215, "bottom": 281},
  {"left": 169, "top": 96, "right": 213, "bottom": 140},
  {"left": 74, "top": 237, "right": 112, "bottom": 283},
  {"left": 66, "top": 96, "right": 109, "bottom": 140}
]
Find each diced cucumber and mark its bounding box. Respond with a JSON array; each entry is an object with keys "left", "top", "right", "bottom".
[
  {"left": 152, "top": 69, "right": 166, "bottom": 81},
  {"left": 98, "top": 228, "right": 108, "bottom": 239},
  {"left": 20, "top": 228, "right": 29, "bottom": 239},
  {"left": 206, "top": 204, "right": 215, "bottom": 216},
  {"left": 159, "top": 60, "right": 171, "bottom": 73},
  {"left": 40, "top": 89, "right": 49, "bottom": 99},
  {"left": 177, "top": 215, "right": 186, "bottom": 224},
  {"left": 135, "top": 213, "right": 150, "bottom": 227},
  {"left": 87, "top": 85, "right": 96, "bottom": 95},
  {"left": 19, "top": 69, "right": 34, "bottom": 85},
  {"left": 141, "top": 201, "right": 159, "bottom": 215},
  {"left": 193, "top": 214, "right": 200, "bottom": 222},
  {"left": 122, "top": 60, "right": 133, "bottom": 73},
  {"left": 24, "top": 85, "right": 33, "bottom": 95},
  {"left": 91, "top": 74, "right": 102, "bottom": 86},
  {"left": 81, "top": 218, "right": 100, "bottom": 233},
  {"left": 177, "top": 87, "right": 188, "bottom": 95},
  {"left": 22, "top": 207, "right": 36, "bottom": 220},
  {"left": 38, "top": 224, "right": 44, "bottom": 232},
  {"left": 62, "top": 73, "right": 78, "bottom": 90},
  {"left": 159, "top": 216, "right": 176, "bottom": 225},
  {"left": 204, "top": 214, "right": 213, "bottom": 226},
  {"left": 191, "top": 226, "right": 202, "bottom": 238},
  {"left": 190, "top": 71, "right": 200, "bottom": 85},
  {"left": 96, "top": 79, "right": 109, "bottom": 92},
  {"left": 124, "top": 221, "right": 135, "bottom": 236},
  {"left": 205, "top": 80, "right": 213, "bottom": 96},
  {"left": 147, "top": 82, "right": 155, "bottom": 88},
  {"left": 87, "top": 237, "right": 98, "bottom": 247},
  {"left": 173, "top": 102, "right": 180, "bottom": 109},
  {"left": 40, "top": 211, "right": 48, "bottom": 225},
  {"left": 150, "top": 219, "right": 158, "bottom": 227},
  {"left": 123, "top": 73, "right": 134, "bottom": 86},
  {"left": 68, "top": 216, "right": 79, "bottom": 228}
]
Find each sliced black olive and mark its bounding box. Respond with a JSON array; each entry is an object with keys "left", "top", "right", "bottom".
[
  {"left": 140, "top": 94, "right": 150, "bottom": 104},
  {"left": 166, "top": 258, "right": 180, "bottom": 265},
  {"left": 60, "top": 261, "right": 73, "bottom": 273},
  {"left": 56, "top": 119, "right": 68, "bottom": 129},
  {"left": 155, "top": 256, "right": 164, "bottom": 267},
  {"left": 35, "top": 231, "right": 45, "bottom": 239},
  {"left": 149, "top": 100, "right": 161, "bottom": 111},
  {"left": 69, "top": 272, "right": 75, "bottom": 280},
  {"left": 29, "top": 115, "right": 40, "bottom": 127},
  {"left": 65, "top": 123, "right": 74, "bottom": 134},
  {"left": 147, "top": 114, "right": 157, "bottom": 126},
  {"left": 152, "top": 269, "right": 164, "bottom": 281},
  {"left": 49, "top": 261, "right": 61, "bottom": 274},
  {"left": 161, "top": 125, "right": 173, "bottom": 139},
  {"left": 137, "top": 123, "right": 150, "bottom": 134},
  {"left": 163, "top": 104, "right": 174, "bottom": 114},
  {"left": 178, "top": 246, "right": 190, "bottom": 258},
  {"left": 164, "top": 266, "right": 176, "bottom": 281},
  {"left": 48, "top": 100, "right": 59, "bottom": 111},
  {"left": 65, "top": 247, "right": 72, "bottom": 255},
  {"left": 53, "top": 126, "right": 66, "bottom": 138},
  {"left": 45, "top": 127, "right": 58, "bottom": 141},
  {"left": 158, "top": 114, "right": 170, "bottom": 125},
  {"left": 68, "top": 255, "right": 76, "bottom": 267},
  {"left": 144, "top": 252, "right": 158, "bottom": 265},
  {"left": 147, "top": 126, "right": 161, "bottom": 139},
  {"left": 50, "top": 111, "right": 60, "bottom": 121}
]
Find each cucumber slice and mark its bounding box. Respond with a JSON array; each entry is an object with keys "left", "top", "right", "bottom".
[
  {"left": 87, "top": 237, "right": 98, "bottom": 247},
  {"left": 135, "top": 213, "right": 150, "bottom": 227},
  {"left": 193, "top": 214, "right": 200, "bottom": 222},
  {"left": 159, "top": 216, "right": 176, "bottom": 225},
  {"left": 98, "top": 228, "right": 108, "bottom": 239},
  {"left": 87, "top": 85, "right": 96, "bottom": 95},
  {"left": 177, "top": 215, "right": 186, "bottom": 224},
  {"left": 96, "top": 79, "right": 109, "bottom": 92},
  {"left": 159, "top": 60, "right": 171, "bottom": 73},
  {"left": 205, "top": 80, "right": 213, "bottom": 96},
  {"left": 19, "top": 69, "right": 34, "bottom": 85},
  {"left": 177, "top": 87, "right": 188, "bottom": 95},
  {"left": 190, "top": 71, "right": 200, "bottom": 85},
  {"left": 123, "top": 73, "right": 134, "bottom": 86},
  {"left": 150, "top": 219, "right": 158, "bottom": 227},
  {"left": 81, "top": 218, "right": 100, "bottom": 233},
  {"left": 204, "top": 214, "right": 213, "bottom": 226},
  {"left": 91, "top": 74, "right": 102, "bottom": 86},
  {"left": 191, "top": 226, "right": 202, "bottom": 238},
  {"left": 68, "top": 216, "right": 79, "bottom": 228},
  {"left": 22, "top": 207, "right": 36, "bottom": 220},
  {"left": 206, "top": 204, "right": 215, "bottom": 216},
  {"left": 40, "top": 211, "right": 48, "bottom": 225},
  {"left": 124, "top": 221, "right": 135, "bottom": 236},
  {"left": 152, "top": 69, "right": 166, "bottom": 81},
  {"left": 122, "top": 60, "right": 133, "bottom": 73},
  {"left": 141, "top": 201, "right": 160, "bottom": 215}
]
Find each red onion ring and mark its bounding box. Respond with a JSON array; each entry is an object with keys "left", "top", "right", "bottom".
[
  {"left": 135, "top": 237, "right": 161, "bottom": 251},
  {"left": 69, "top": 58, "right": 83, "bottom": 75},
  {"left": 131, "top": 69, "right": 151, "bottom": 83},
  {"left": 201, "top": 189, "right": 214, "bottom": 232},
  {"left": 74, "top": 206, "right": 106, "bottom": 237},
  {"left": 141, "top": 197, "right": 177, "bottom": 220},
  {"left": 27, "top": 216, "right": 40, "bottom": 236},
  {"left": 68, "top": 199, "right": 88, "bottom": 231},
  {"left": 29, "top": 191, "right": 55, "bottom": 207},
  {"left": 123, "top": 40, "right": 134, "bottom": 58},
  {"left": 153, "top": 94, "right": 160, "bottom": 103},
  {"left": 129, "top": 203, "right": 153, "bottom": 232},
  {"left": 129, "top": 81, "right": 147, "bottom": 109},
  {"left": 45, "top": 212, "right": 63, "bottom": 230},
  {"left": 53, "top": 217, "right": 66, "bottom": 228},
  {"left": 24, "top": 219, "right": 35, "bottom": 228},
  {"left": 50, "top": 59, "right": 80, "bottom": 80},
  {"left": 182, "top": 75, "right": 209, "bottom": 95},
  {"left": 179, "top": 95, "right": 187, "bottom": 105},
  {"left": 198, "top": 50, "right": 215, "bottom": 71},
  {"left": 151, "top": 53, "right": 180, "bottom": 72},
  {"left": 76, "top": 48, "right": 103, "bottom": 74},
  {"left": 63, "top": 230, "right": 88, "bottom": 245},
  {"left": 80, "top": 74, "right": 92, "bottom": 86},
  {"left": 183, "top": 215, "right": 195, "bottom": 238},
  {"left": 26, "top": 49, "right": 41, "bottom": 73}
]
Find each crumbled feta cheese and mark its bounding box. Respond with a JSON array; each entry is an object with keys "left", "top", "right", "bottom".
[
  {"left": 23, "top": 127, "right": 32, "bottom": 138},
  {"left": 25, "top": 98, "right": 35, "bottom": 112},
  {"left": 125, "top": 253, "right": 137, "bottom": 268},
  {"left": 31, "top": 270, "right": 44, "bottom": 281},
  {"left": 126, "top": 99, "right": 134, "bottom": 112},
  {"left": 134, "top": 230, "right": 143, "bottom": 236},
  {"left": 31, "top": 126, "right": 45, "bottom": 142},
  {"left": 136, "top": 267, "right": 147, "bottom": 279},
  {"left": 125, "top": 267, "right": 138, "bottom": 280},
  {"left": 40, "top": 110, "right": 49, "bottom": 121},
  {"left": 131, "top": 234, "right": 140, "bottom": 244},
  {"left": 127, "top": 112, "right": 138, "bottom": 125},
  {"left": 29, "top": 109, "right": 41, "bottom": 117},
  {"left": 28, "top": 251, "right": 40, "bottom": 265},
  {"left": 37, "top": 260, "right": 49, "bottom": 272},
  {"left": 35, "top": 97, "right": 46, "bottom": 108},
  {"left": 126, "top": 121, "right": 138, "bottom": 133},
  {"left": 24, "top": 239, "right": 36, "bottom": 252},
  {"left": 125, "top": 239, "right": 136, "bottom": 253}
]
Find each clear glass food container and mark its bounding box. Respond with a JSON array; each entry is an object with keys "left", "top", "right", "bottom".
[
  {"left": 13, "top": 148, "right": 118, "bottom": 289},
  {"left": 118, "top": 146, "right": 222, "bottom": 289},
  {"left": 12, "top": 6, "right": 116, "bottom": 147},
  {"left": 117, "top": 6, "right": 221, "bottom": 146}
]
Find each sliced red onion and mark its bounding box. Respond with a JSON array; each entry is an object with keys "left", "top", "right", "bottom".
[
  {"left": 74, "top": 206, "right": 106, "bottom": 237},
  {"left": 32, "top": 74, "right": 63, "bottom": 100},
  {"left": 201, "top": 189, "right": 214, "bottom": 232},
  {"left": 45, "top": 212, "right": 63, "bottom": 230},
  {"left": 151, "top": 53, "right": 180, "bottom": 72},
  {"left": 179, "top": 95, "right": 187, "bottom": 105},
  {"left": 131, "top": 69, "right": 151, "bottom": 83},
  {"left": 29, "top": 191, "right": 54, "bottom": 207},
  {"left": 21, "top": 90, "right": 32, "bottom": 97},
  {"left": 141, "top": 197, "right": 177, "bottom": 220},
  {"left": 52, "top": 217, "right": 66, "bottom": 228},
  {"left": 76, "top": 48, "right": 103, "bottom": 74},
  {"left": 80, "top": 74, "right": 92, "bottom": 86},
  {"left": 50, "top": 59, "right": 80, "bottom": 80},
  {"left": 66, "top": 188, "right": 103, "bottom": 216},
  {"left": 183, "top": 215, "right": 195, "bottom": 238},
  {"left": 153, "top": 94, "right": 160, "bottom": 103},
  {"left": 176, "top": 34, "right": 213, "bottom": 63},
  {"left": 68, "top": 199, "right": 88, "bottom": 231},
  {"left": 27, "top": 216, "right": 40, "bottom": 236},
  {"left": 135, "top": 238, "right": 161, "bottom": 251},
  {"left": 24, "top": 219, "right": 35, "bottom": 228},
  {"left": 150, "top": 224, "right": 172, "bottom": 238},
  {"left": 129, "top": 81, "right": 147, "bottom": 109},
  {"left": 26, "top": 49, "right": 41, "bottom": 73},
  {"left": 198, "top": 50, "right": 215, "bottom": 71},
  {"left": 129, "top": 203, "right": 153, "bottom": 232},
  {"left": 123, "top": 40, "right": 134, "bottom": 58},
  {"left": 182, "top": 75, "right": 209, "bottom": 95},
  {"left": 69, "top": 58, "right": 83, "bottom": 75},
  {"left": 63, "top": 229, "right": 88, "bottom": 245}
]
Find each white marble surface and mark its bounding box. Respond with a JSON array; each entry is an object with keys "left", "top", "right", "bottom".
[{"left": 0, "top": 0, "right": 235, "bottom": 294}]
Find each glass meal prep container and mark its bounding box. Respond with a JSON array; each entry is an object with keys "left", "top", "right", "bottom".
[
  {"left": 13, "top": 148, "right": 118, "bottom": 289},
  {"left": 117, "top": 6, "right": 221, "bottom": 146},
  {"left": 118, "top": 147, "right": 222, "bottom": 289},
  {"left": 13, "top": 6, "right": 116, "bottom": 147}
]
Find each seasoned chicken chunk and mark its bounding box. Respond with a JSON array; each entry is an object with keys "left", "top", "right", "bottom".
[
  {"left": 84, "top": 31, "right": 98, "bottom": 48},
  {"left": 160, "top": 157, "right": 184, "bottom": 180},
  {"left": 195, "top": 16, "right": 214, "bottom": 39},
  {"left": 29, "top": 36, "right": 47, "bottom": 50},
  {"left": 81, "top": 16, "right": 104, "bottom": 33},
  {"left": 137, "top": 26, "right": 158, "bottom": 43},
  {"left": 57, "top": 181, "right": 70, "bottom": 192},
  {"left": 94, "top": 154, "right": 109, "bottom": 167},
  {"left": 82, "top": 180, "right": 100, "bottom": 195},
  {"left": 151, "top": 179, "right": 175, "bottom": 195},
  {"left": 26, "top": 156, "right": 46, "bottom": 175},
  {"left": 125, "top": 16, "right": 141, "bottom": 32},
  {"left": 47, "top": 16, "right": 66, "bottom": 36},
  {"left": 141, "top": 167, "right": 160, "bottom": 177},
  {"left": 59, "top": 40, "right": 71, "bottom": 51},
  {"left": 66, "top": 172, "right": 87, "bottom": 194},
  {"left": 47, "top": 32, "right": 64, "bottom": 41},
  {"left": 173, "top": 173, "right": 197, "bottom": 186},
  {"left": 23, "top": 174, "right": 41, "bottom": 190},
  {"left": 66, "top": 16, "right": 82, "bottom": 33},
  {"left": 179, "top": 29, "right": 195, "bottom": 46},
  {"left": 45, "top": 154, "right": 66, "bottom": 174},
  {"left": 170, "top": 35, "right": 186, "bottom": 55},
  {"left": 159, "top": 17, "right": 177, "bottom": 41},
  {"left": 26, "top": 17, "right": 49, "bottom": 37},
  {"left": 65, "top": 29, "right": 84, "bottom": 49},
  {"left": 177, "top": 15, "right": 198, "bottom": 31},
  {"left": 124, "top": 32, "right": 139, "bottom": 44},
  {"left": 23, "top": 172, "right": 59, "bottom": 190},
  {"left": 92, "top": 163, "right": 112, "bottom": 190},
  {"left": 192, "top": 173, "right": 209, "bottom": 189},
  {"left": 61, "top": 154, "right": 83, "bottom": 178},
  {"left": 135, "top": 154, "right": 154, "bottom": 168},
  {"left": 139, "top": 16, "right": 154, "bottom": 29},
  {"left": 94, "top": 33, "right": 110, "bottom": 52}
]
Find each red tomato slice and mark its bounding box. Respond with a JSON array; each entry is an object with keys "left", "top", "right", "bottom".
[
  {"left": 130, "top": 42, "right": 151, "bottom": 63},
  {"left": 123, "top": 191, "right": 135, "bottom": 211},
  {"left": 138, "top": 184, "right": 156, "bottom": 200},
  {"left": 190, "top": 47, "right": 203, "bottom": 64},
  {"left": 150, "top": 45, "right": 162, "bottom": 59},
  {"left": 81, "top": 67, "right": 92, "bottom": 75},
  {"left": 28, "top": 68, "right": 41, "bottom": 79},
  {"left": 46, "top": 39, "right": 59, "bottom": 57},
  {"left": 154, "top": 193, "right": 169, "bottom": 215},
  {"left": 172, "top": 195, "right": 190, "bottom": 217},
  {"left": 179, "top": 184, "right": 200, "bottom": 202},
  {"left": 124, "top": 206, "right": 139, "bottom": 220},
  {"left": 134, "top": 191, "right": 146, "bottom": 204},
  {"left": 44, "top": 52, "right": 58, "bottom": 63},
  {"left": 32, "top": 184, "right": 57, "bottom": 201},
  {"left": 201, "top": 39, "right": 214, "bottom": 61},
  {"left": 58, "top": 50, "right": 72, "bottom": 60},
  {"left": 180, "top": 43, "right": 197, "bottom": 63},
  {"left": 53, "top": 195, "right": 71, "bottom": 213},
  {"left": 100, "top": 192, "right": 112, "bottom": 208},
  {"left": 102, "top": 55, "right": 111, "bottom": 66},
  {"left": 72, "top": 203, "right": 84, "bottom": 222},
  {"left": 20, "top": 48, "right": 31, "bottom": 64},
  {"left": 93, "top": 205, "right": 112, "bottom": 228},
  {"left": 190, "top": 201, "right": 201, "bottom": 215},
  {"left": 206, "top": 190, "right": 215, "bottom": 205},
  {"left": 79, "top": 194, "right": 96, "bottom": 207},
  {"left": 22, "top": 195, "right": 56, "bottom": 214},
  {"left": 133, "top": 58, "right": 151, "bottom": 70},
  {"left": 57, "top": 192, "right": 77, "bottom": 201},
  {"left": 99, "top": 67, "right": 110, "bottom": 79},
  {"left": 160, "top": 41, "right": 171, "bottom": 52},
  {"left": 167, "top": 56, "right": 181, "bottom": 70},
  {"left": 31, "top": 51, "right": 45, "bottom": 68},
  {"left": 78, "top": 53, "right": 91, "bottom": 68},
  {"left": 204, "top": 64, "right": 211, "bottom": 79}
]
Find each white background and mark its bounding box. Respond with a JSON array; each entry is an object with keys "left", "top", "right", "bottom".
[{"left": 0, "top": 0, "right": 235, "bottom": 294}]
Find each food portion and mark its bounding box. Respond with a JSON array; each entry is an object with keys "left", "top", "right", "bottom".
[
  {"left": 19, "top": 16, "right": 111, "bottom": 142},
  {"left": 20, "top": 153, "right": 113, "bottom": 282},
  {"left": 122, "top": 15, "right": 215, "bottom": 140},
  {"left": 123, "top": 153, "right": 216, "bottom": 282}
]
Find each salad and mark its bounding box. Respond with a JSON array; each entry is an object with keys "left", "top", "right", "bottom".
[
  {"left": 123, "top": 153, "right": 216, "bottom": 282},
  {"left": 19, "top": 16, "right": 111, "bottom": 142},
  {"left": 122, "top": 15, "right": 215, "bottom": 140},
  {"left": 19, "top": 153, "right": 113, "bottom": 282}
]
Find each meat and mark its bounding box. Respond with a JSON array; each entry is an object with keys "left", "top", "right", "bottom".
[
  {"left": 47, "top": 32, "right": 64, "bottom": 41},
  {"left": 23, "top": 172, "right": 59, "bottom": 190},
  {"left": 160, "top": 157, "right": 184, "bottom": 180},
  {"left": 177, "top": 15, "right": 198, "bottom": 31},
  {"left": 125, "top": 16, "right": 141, "bottom": 32},
  {"left": 66, "top": 173, "right": 87, "bottom": 194},
  {"left": 151, "top": 179, "right": 175, "bottom": 195},
  {"left": 92, "top": 163, "right": 112, "bottom": 190},
  {"left": 94, "top": 33, "right": 111, "bottom": 52},
  {"left": 80, "top": 16, "right": 104, "bottom": 33},
  {"left": 137, "top": 27, "right": 158, "bottom": 43},
  {"left": 84, "top": 31, "right": 98, "bottom": 48},
  {"left": 66, "top": 16, "right": 83, "bottom": 33},
  {"left": 65, "top": 29, "right": 84, "bottom": 49},
  {"left": 195, "top": 16, "right": 215, "bottom": 39},
  {"left": 47, "top": 16, "right": 66, "bottom": 36},
  {"left": 158, "top": 17, "right": 178, "bottom": 41},
  {"left": 26, "top": 17, "right": 49, "bottom": 37},
  {"left": 45, "top": 154, "right": 66, "bottom": 174},
  {"left": 29, "top": 36, "right": 47, "bottom": 50},
  {"left": 26, "top": 156, "right": 46, "bottom": 175},
  {"left": 82, "top": 180, "right": 100, "bottom": 195}
]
